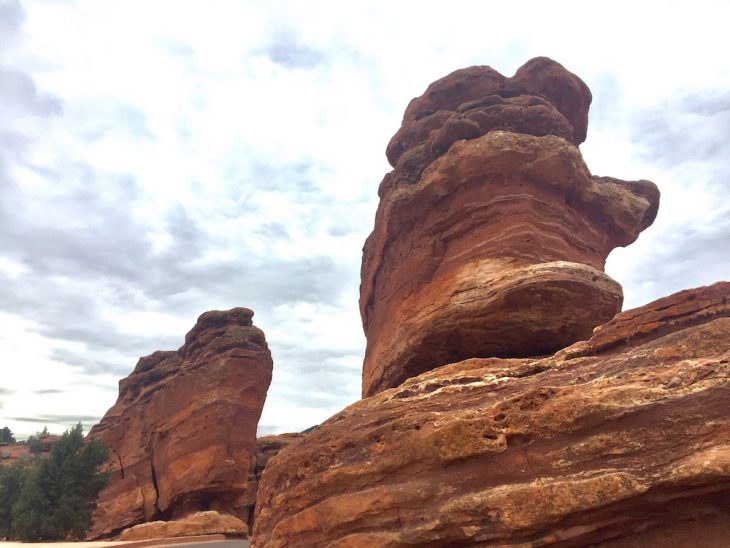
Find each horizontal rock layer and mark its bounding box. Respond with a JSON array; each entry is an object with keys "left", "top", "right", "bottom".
[
  {"left": 254, "top": 283, "right": 730, "bottom": 547},
  {"left": 89, "top": 308, "right": 273, "bottom": 538},
  {"left": 119, "top": 511, "right": 248, "bottom": 541},
  {"left": 361, "top": 129, "right": 659, "bottom": 396}
]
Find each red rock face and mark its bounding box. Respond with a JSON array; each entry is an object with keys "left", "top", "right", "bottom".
[
  {"left": 88, "top": 308, "right": 272, "bottom": 538},
  {"left": 361, "top": 57, "right": 659, "bottom": 397},
  {"left": 240, "top": 432, "right": 307, "bottom": 532},
  {"left": 253, "top": 283, "right": 730, "bottom": 547}
]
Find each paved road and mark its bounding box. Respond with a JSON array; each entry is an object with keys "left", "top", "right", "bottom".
[{"left": 157, "top": 542, "right": 248, "bottom": 548}]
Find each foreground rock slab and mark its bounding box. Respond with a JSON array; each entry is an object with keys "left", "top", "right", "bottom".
[
  {"left": 119, "top": 510, "right": 247, "bottom": 541},
  {"left": 89, "top": 308, "right": 273, "bottom": 538},
  {"left": 360, "top": 58, "right": 659, "bottom": 397},
  {"left": 253, "top": 283, "right": 730, "bottom": 547}
]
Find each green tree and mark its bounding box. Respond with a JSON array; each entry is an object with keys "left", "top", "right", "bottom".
[
  {"left": 9, "top": 424, "right": 109, "bottom": 541},
  {"left": 26, "top": 426, "right": 49, "bottom": 453},
  {"left": 0, "top": 461, "right": 30, "bottom": 538},
  {"left": 0, "top": 427, "right": 15, "bottom": 444}
]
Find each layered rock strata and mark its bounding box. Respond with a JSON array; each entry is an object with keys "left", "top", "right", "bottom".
[
  {"left": 361, "top": 57, "right": 659, "bottom": 397},
  {"left": 88, "top": 308, "right": 273, "bottom": 538},
  {"left": 253, "top": 283, "right": 730, "bottom": 547}
]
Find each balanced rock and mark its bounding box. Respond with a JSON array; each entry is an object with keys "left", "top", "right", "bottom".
[
  {"left": 253, "top": 283, "right": 730, "bottom": 547},
  {"left": 88, "top": 307, "right": 273, "bottom": 538},
  {"left": 361, "top": 57, "right": 659, "bottom": 397}
]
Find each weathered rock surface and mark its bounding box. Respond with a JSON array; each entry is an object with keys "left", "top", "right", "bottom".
[
  {"left": 119, "top": 510, "right": 247, "bottom": 541},
  {"left": 253, "top": 282, "right": 730, "bottom": 547},
  {"left": 361, "top": 58, "right": 659, "bottom": 397},
  {"left": 88, "top": 307, "right": 273, "bottom": 538},
  {"left": 240, "top": 432, "right": 307, "bottom": 531}
]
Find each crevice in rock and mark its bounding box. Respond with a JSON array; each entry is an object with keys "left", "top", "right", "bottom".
[
  {"left": 150, "top": 454, "right": 162, "bottom": 518},
  {"left": 111, "top": 446, "right": 125, "bottom": 479}
]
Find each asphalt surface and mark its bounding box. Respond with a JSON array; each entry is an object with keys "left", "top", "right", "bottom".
[
  {"left": 158, "top": 541, "right": 248, "bottom": 548},
  {"left": 0, "top": 539, "right": 249, "bottom": 548}
]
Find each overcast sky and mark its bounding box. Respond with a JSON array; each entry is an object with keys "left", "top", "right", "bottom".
[{"left": 1, "top": 0, "right": 729, "bottom": 440}]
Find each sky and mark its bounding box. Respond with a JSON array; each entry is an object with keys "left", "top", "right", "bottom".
[{"left": 1, "top": 0, "right": 729, "bottom": 440}]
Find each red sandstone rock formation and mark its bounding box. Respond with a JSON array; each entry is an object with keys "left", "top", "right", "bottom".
[
  {"left": 240, "top": 432, "right": 307, "bottom": 531},
  {"left": 360, "top": 57, "right": 659, "bottom": 397},
  {"left": 88, "top": 307, "right": 272, "bottom": 538},
  {"left": 253, "top": 283, "right": 730, "bottom": 547},
  {"left": 0, "top": 434, "right": 59, "bottom": 467}
]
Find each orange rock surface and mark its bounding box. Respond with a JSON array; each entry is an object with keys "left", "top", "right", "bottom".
[
  {"left": 240, "top": 432, "right": 306, "bottom": 531},
  {"left": 253, "top": 283, "right": 730, "bottom": 547},
  {"left": 0, "top": 435, "right": 60, "bottom": 467},
  {"left": 118, "top": 510, "right": 247, "bottom": 541},
  {"left": 88, "top": 307, "right": 272, "bottom": 538},
  {"left": 361, "top": 58, "right": 659, "bottom": 397}
]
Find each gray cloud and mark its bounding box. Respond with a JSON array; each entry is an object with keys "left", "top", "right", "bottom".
[
  {"left": 0, "top": 69, "right": 62, "bottom": 119},
  {"left": 632, "top": 91, "right": 730, "bottom": 170},
  {"left": 629, "top": 212, "right": 730, "bottom": 289},
  {"left": 33, "top": 389, "right": 63, "bottom": 395},
  {"left": 0, "top": 0, "right": 24, "bottom": 49},
  {"left": 8, "top": 415, "right": 101, "bottom": 434},
  {"left": 48, "top": 348, "right": 147, "bottom": 377},
  {"left": 73, "top": 99, "right": 152, "bottom": 141},
  {"left": 269, "top": 345, "right": 361, "bottom": 413},
  {"left": 264, "top": 33, "right": 327, "bottom": 69},
  {"left": 0, "top": 387, "right": 11, "bottom": 409},
  {"left": 0, "top": 133, "right": 358, "bottom": 378}
]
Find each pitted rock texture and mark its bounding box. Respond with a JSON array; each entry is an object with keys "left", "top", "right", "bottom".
[
  {"left": 253, "top": 283, "right": 730, "bottom": 547},
  {"left": 361, "top": 59, "right": 659, "bottom": 397},
  {"left": 240, "top": 432, "right": 307, "bottom": 531},
  {"left": 88, "top": 308, "right": 273, "bottom": 538}
]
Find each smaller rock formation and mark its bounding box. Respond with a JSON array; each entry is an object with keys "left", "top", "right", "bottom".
[
  {"left": 89, "top": 307, "right": 273, "bottom": 538},
  {"left": 253, "top": 283, "right": 730, "bottom": 547},
  {"left": 0, "top": 443, "right": 30, "bottom": 466},
  {"left": 119, "top": 511, "right": 247, "bottom": 541},
  {"left": 360, "top": 57, "right": 659, "bottom": 397},
  {"left": 0, "top": 434, "right": 60, "bottom": 467},
  {"left": 240, "top": 433, "right": 306, "bottom": 531}
]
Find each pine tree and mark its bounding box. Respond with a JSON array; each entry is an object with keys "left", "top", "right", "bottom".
[
  {"left": 6, "top": 424, "right": 109, "bottom": 541},
  {"left": 0, "top": 427, "right": 15, "bottom": 444}
]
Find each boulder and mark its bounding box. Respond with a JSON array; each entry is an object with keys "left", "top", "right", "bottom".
[
  {"left": 88, "top": 307, "right": 273, "bottom": 538},
  {"left": 119, "top": 510, "right": 247, "bottom": 540},
  {"left": 253, "top": 283, "right": 730, "bottom": 547},
  {"left": 361, "top": 58, "right": 659, "bottom": 397}
]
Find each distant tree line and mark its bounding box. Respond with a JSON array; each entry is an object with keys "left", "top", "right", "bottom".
[
  {"left": 0, "top": 424, "right": 110, "bottom": 541},
  {"left": 0, "top": 427, "right": 15, "bottom": 444}
]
